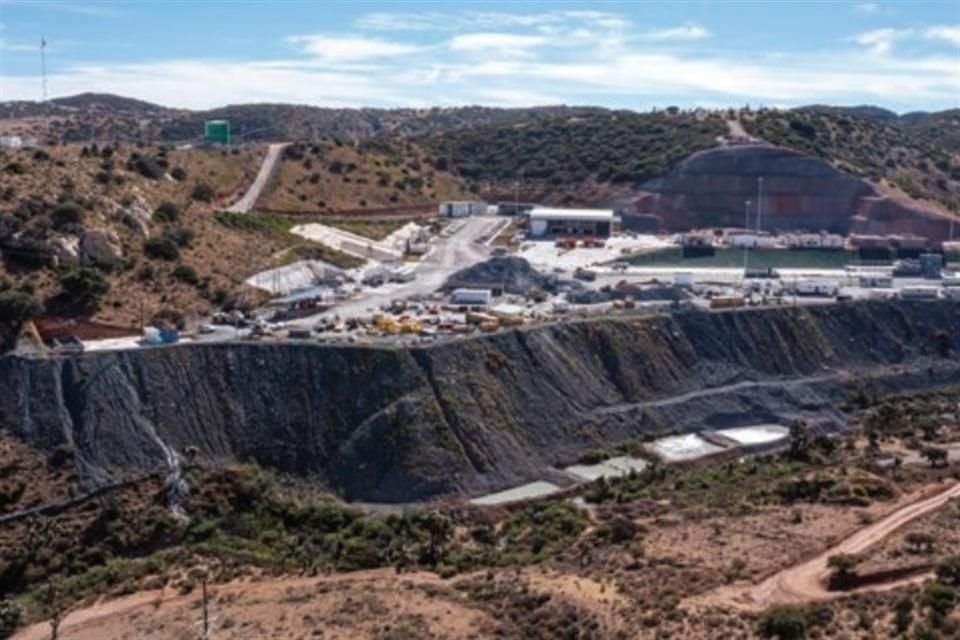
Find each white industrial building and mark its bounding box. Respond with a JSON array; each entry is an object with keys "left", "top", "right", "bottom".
[
  {"left": 722, "top": 230, "right": 777, "bottom": 249},
  {"left": 528, "top": 207, "right": 616, "bottom": 238}
]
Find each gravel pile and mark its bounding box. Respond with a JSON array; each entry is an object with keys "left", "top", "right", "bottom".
[
  {"left": 567, "top": 284, "right": 690, "bottom": 305},
  {"left": 444, "top": 257, "right": 559, "bottom": 294}
]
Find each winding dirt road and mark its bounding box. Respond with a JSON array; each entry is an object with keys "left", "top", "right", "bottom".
[
  {"left": 702, "top": 481, "right": 960, "bottom": 609},
  {"left": 225, "top": 142, "right": 289, "bottom": 213}
]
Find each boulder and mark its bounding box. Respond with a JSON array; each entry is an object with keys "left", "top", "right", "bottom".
[{"left": 80, "top": 229, "right": 123, "bottom": 267}]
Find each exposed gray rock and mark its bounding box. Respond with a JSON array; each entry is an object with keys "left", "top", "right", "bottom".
[
  {"left": 1, "top": 300, "right": 958, "bottom": 504},
  {"left": 629, "top": 145, "right": 956, "bottom": 240},
  {"left": 79, "top": 228, "right": 123, "bottom": 267}
]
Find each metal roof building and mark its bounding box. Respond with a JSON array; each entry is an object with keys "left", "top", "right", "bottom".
[{"left": 528, "top": 207, "right": 616, "bottom": 238}]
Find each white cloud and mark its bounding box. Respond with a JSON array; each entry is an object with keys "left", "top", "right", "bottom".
[
  {"left": 642, "top": 25, "right": 711, "bottom": 41},
  {"left": 354, "top": 9, "right": 628, "bottom": 32},
  {"left": 1, "top": 10, "right": 957, "bottom": 113},
  {"left": 2, "top": 0, "right": 119, "bottom": 17},
  {"left": 924, "top": 25, "right": 960, "bottom": 46},
  {"left": 853, "top": 28, "right": 911, "bottom": 54},
  {"left": 854, "top": 2, "right": 880, "bottom": 14},
  {"left": 0, "top": 37, "right": 41, "bottom": 52},
  {"left": 286, "top": 35, "right": 419, "bottom": 62},
  {"left": 449, "top": 33, "right": 548, "bottom": 56}
]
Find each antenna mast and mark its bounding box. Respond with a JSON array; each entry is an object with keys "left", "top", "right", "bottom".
[{"left": 41, "top": 36, "right": 48, "bottom": 102}]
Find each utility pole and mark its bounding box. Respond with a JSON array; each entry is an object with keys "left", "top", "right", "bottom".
[
  {"left": 756, "top": 176, "right": 764, "bottom": 233},
  {"left": 515, "top": 168, "right": 523, "bottom": 215},
  {"left": 743, "top": 199, "right": 751, "bottom": 276},
  {"left": 41, "top": 36, "right": 48, "bottom": 102}
]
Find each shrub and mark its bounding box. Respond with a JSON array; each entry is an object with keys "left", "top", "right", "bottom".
[
  {"left": 143, "top": 236, "right": 180, "bottom": 261},
  {"left": 172, "top": 264, "right": 199, "bottom": 285},
  {"left": 936, "top": 556, "right": 960, "bottom": 587},
  {"left": 921, "top": 582, "right": 956, "bottom": 618},
  {"left": 3, "top": 162, "right": 26, "bottom": 175},
  {"left": 50, "top": 202, "right": 86, "bottom": 229},
  {"left": 57, "top": 267, "right": 110, "bottom": 313},
  {"left": 759, "top": 605, "right": 808, "bottom": 640},
  {"left": 190, "top": 182, "right": 215, "bottom": 202},
  {"left": 596, "top": 517, "right": 638, "bottom": 544},
  {"left": 170, "top": 167, "right": 187, "bottom": 181},
  {"left": 127, "top": 154, "right": 164, "bottom": 179},
  {"left": 153, "top": 201, "right": 181, "bottom": 224},
  {"left": 167, "top": 227, "right": 193, "bottom": 247}
]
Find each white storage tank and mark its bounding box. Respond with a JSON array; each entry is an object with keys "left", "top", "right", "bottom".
[
  {"left": 899, "top": 286, "right": 941, "bottom": 300},
  {"left": 451, "top": 288, "right": 492, "bottom": 306}
]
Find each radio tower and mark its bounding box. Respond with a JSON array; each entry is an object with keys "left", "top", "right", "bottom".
[{"left": 41, "top": 36, "right": 48, "bottom": 102}]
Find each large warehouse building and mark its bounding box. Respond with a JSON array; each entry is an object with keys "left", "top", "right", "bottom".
[{"left": 528, "top": 207, "right": 617, "bottom": 238}]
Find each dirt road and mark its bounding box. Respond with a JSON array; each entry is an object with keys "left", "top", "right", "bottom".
[
  {"left": 225, "top": 142, "right": 289, "bottom": 213},
  {"left": 703, "top": 481, "right": 960, "bottom": 609},
  {"left": 12, "top": 569, "right": 448, "bottom": 640}
]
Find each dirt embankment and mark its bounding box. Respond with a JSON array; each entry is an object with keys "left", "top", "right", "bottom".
[{"left": 1, "top": 301, "right": 959, "bottom": 504}]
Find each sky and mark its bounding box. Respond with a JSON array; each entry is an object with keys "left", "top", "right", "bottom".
[{"left": 0, "top": 0, "right": 958, "bottom": 112}]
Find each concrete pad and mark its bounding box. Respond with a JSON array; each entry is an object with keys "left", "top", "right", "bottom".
[
  {"left": 647, "top": 434, "right": 728, "bottom": 463},
  {"left": 714, "top": 424, "right": 790, "bottom": 446},
  {"left": 469, "top": 481, "right": 562, "bottom": 506},
  {"left": 82, "top": 336, "right": 145, "bottom": 352},
  {"left": 563, "top": 456, "right": 649, "bottom": 482}
]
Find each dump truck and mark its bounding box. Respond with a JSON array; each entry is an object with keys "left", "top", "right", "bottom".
[{"left": 709, "top": 295, "right": 746, "bottom": 309}]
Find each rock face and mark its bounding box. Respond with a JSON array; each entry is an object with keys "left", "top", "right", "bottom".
[
  {"left": 79, "top": 229, "right": 123, "bottom": 267},
  {"left": 1, "top": 301, "right": 958, "bottom": 503},
  {"left": 630, "top": 145, "right": 957, "bottom": 240}
]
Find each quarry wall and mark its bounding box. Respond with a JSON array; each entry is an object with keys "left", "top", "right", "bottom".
[{"left": 1, "top": 300, "right": 958, "bottom": 503}]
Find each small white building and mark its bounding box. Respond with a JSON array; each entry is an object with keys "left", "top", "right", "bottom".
[
  {"left": 528, "top": 207, "right": 616, "bottom": 238},
  {"left": 0, "top": 136, "right": 22, "bottom": 149},
  {"left": 439, "top": 201, "right": 487, "bottom": 218},
  {"left": 783, "top": 232, "right": 845, "bottom": 249}
]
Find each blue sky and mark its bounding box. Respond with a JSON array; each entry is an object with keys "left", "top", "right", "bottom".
[{"left": 0, "top": 0, "right": 958, "bottom": 112}]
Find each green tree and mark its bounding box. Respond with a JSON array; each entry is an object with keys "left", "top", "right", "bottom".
[
  {"left": 0, "top": 288, "right": 42, "bottom": 351},
  {"left": 921, "top": 447, "right": 948, "bottom": 468},
  {"left": 936, "top": 556, "right": 960, "bottom": 587},
  {"left": 893, "top": 596, "right": 913, "bottom": 634},
  {"left": 827, "top": 553, "right": 862, "bottom": 583},
  {"left": 0, "top": 598, "right": 22, "bottom": 638},
  {"left": 153, "top": 201, "right": 180, "bottom": 224},
  {"left": 759, "top": 605, "right": 808, "bottom": 640},
  {"left": 789, "top": 419, "right": 811, "bottom": 460},
  {"left": 191, "top": 182, "right": 215, "bottom": 202},
  {"left": 921, "top": 581, "right": 956, "bottom": 619},
  {"left": 57, "top": 268, "right": 109, "bottom": 313}
]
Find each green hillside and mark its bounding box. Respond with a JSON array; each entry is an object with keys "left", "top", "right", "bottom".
[{"left": 746, "top": 109, "right": 960, "bottom": 212}]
